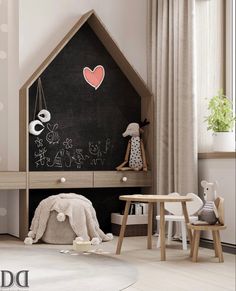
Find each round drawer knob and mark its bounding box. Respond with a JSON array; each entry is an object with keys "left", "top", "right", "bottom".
[
  {"left": 122, "top": 177, "right": 128, "bottom": 182},
  {"left": 60, "top": 177, "right": 66, "bottom": 183}
]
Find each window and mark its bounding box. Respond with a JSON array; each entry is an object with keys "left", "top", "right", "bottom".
[{"left": 226, "top": 0, "right": 235, "bottom": 106}]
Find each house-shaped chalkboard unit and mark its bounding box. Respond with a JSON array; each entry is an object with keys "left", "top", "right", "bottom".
[
  {"left": 19, "top": 10, "right": 153, "bottom": 239},
  {"left": 20, "top": 10, "right": 153, "bottom": 172}
]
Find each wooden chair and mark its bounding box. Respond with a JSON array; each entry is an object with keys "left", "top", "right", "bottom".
[
  {"left": 188, "top": 197, "right": 226, "bottom": 262},
  {"left": 156, "top": 193, "right": 203, "bottom": 250}
]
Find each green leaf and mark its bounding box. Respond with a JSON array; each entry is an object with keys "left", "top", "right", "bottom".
[{"left": 204, "top": 89, "right": 236, "bottom": 132}]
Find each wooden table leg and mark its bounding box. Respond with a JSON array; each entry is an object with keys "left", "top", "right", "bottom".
[
  {"left": 116, "top": 201, "right": 131, "bottom": 255},
  {"left": 181, "top": 201, "right": 192, "bottom": 245},
  {"left": 160, "top": 202, "right": 166, "bottom": 261},
  {"left": 147, "top": 202, "right": 153, "bottom": 249}
]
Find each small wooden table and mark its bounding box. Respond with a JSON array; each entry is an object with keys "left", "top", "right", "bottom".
[{"left": 116, "top": 194, "right": 193, "bottom": 261}]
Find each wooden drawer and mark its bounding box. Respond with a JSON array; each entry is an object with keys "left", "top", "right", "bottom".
[
  {"left": 29, "top": 172, "right": 93, "bottom": 189},
  {"left": 0, "top": 172, "right": 26, "bottom": 189},
  {"left": 93, "top": 171, "right": 152, "bottom": 188}
]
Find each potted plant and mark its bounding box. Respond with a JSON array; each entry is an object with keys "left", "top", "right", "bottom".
[{"left": 205, "top": 89, "right": 236, "bottom": 151}]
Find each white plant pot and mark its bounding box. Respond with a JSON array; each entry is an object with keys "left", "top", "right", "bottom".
[{"left": 213, "top": 132, "right": 235, "bottom": 152}]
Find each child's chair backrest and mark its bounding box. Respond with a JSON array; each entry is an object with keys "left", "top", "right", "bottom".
[
  {"left": 215, "top": 197, "right": 225, "bottom": 225},
  {"left": 186, "top": 193, "right": 203, "bottom": 216},
  {"left": 164, "top": 192, "right": 203, "bottom": 216}
]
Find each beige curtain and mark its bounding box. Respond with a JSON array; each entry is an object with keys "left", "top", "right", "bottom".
[{"left": 148, "top": 0, "right": 198, "bottom": 195}]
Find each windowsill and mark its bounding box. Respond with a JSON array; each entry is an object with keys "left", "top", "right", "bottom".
[{"left": 198, "top": 152, "right": 236, "bottom": 159}]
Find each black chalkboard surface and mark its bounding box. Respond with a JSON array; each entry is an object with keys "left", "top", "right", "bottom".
[{"left": 29, "top": 23, "right": 141, "bottom": 171}]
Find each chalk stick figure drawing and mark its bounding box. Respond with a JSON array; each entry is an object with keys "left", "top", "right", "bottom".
[
  {"left": 89, "top": 141, "right": 105, "bottom": 166},
  {"left": 72, "top": 149, "right": 89, "bottom": 169},
  {"left": 64, "top": 150, "right": 73, "bottom": 168},
  {"left": 63, "top": 138, "right": 73, "bottom": 149},
  {"left": 34, "top": 137, "right": 43, "bottom": 148},
  {"left": 103, "top": 138, "right": 113, "bottom": 154},
  {"left": 46, "top": 123, "right": 60, "bottom": 145},
  {"left": 34, "top": 147, "right": 48, "bottom": 167},
  {"left": 47, "top": 149, "right": 64, "bottom": 168}
]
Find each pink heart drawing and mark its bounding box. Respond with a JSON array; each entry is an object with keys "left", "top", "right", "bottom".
[{"left": 83, "top": 65, "right": 105, "bottom": 90}]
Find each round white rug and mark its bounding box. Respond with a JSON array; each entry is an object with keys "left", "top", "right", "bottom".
[{"left": 0, "top": 245, "right": 137, "bottom": 291}]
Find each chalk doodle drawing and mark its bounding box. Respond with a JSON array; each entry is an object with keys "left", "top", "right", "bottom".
[
  {"left": 34, "top": 147, "right": 48, "bottom": 167},
  {"left": 104, "top": 138, "right": 113, "bottom": 154},
  {"left": 32, "top": 120, "right": 113, "bottom": 169},
  {"left": 63, "top": 138, "right": 73, "bottom": 149},
  {"left": 34, "top": 137, "right": 43, "bottom": 148},
  {"left": 46, "top": 123, "right": 60, "bottom": 145},
  {"left": 46, "top": 149, "right": 64, "bottom": 168},
  {"left": 89, "top": 138, "right": 113, "bottom": 166},
  {"left": 72, "top": 149, "right": 89, "bottom": 169},
  {"left": 64, "top": 150, "right": 73, "bottom": 168}
]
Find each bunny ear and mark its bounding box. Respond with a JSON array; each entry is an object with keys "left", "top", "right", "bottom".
[
  {"left": 213, "top": 180, "right": 219, "bottom": 198},
  {"left": 47, "top": 123, "right": 52, "bottom": 130},
  {"left": 214, "top": 180, "right": 219, "bottom": 190}
]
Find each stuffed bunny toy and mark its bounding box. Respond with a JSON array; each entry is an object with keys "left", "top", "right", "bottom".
[{"left": 197, "top": 180, "right": 219, "bottom": 225}]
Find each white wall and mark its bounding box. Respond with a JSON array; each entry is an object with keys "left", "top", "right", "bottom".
[
  {"left": 199, "top": 159, "right": 236, "bottom": 245},
  {"left": 0, "top": 0, "right": 8, "bottom": 233},
  {"left": 19, "top": 0, "right": 148, "bottom": 86},
  {"left": 0, "top": 0, "right": 148, "bottom": 235},
  {"left": 0, "top": 0, "right": 19, "bottom": 236}
]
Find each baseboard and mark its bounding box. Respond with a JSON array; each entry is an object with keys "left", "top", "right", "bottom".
[
  {"left": 200, "top": 238, "right": 236, "bottom": 255},
  {"left": 0, "top": 233, "right": 20, "bottom": 240}
]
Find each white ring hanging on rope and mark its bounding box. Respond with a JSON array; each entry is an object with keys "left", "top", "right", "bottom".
[
  {"left": 29, "top": 120, "right": 45, "bottom": 136},
  {"left": 38, "top": 109, "right": 51, "bottom": 123},
  {"left": 28, "top": 78, "right": 51, "bottom": 135}
]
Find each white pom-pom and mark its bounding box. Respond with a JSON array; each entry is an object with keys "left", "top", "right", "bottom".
[
  {"left": 106, "top": 233, "right": 113, "bottom": 240},
  {"left": 57, "top": 212, "right": 66, "bottom": 222},
  {"left": 24, "top": 237, "right": 33, "bottom": 245},
  {"left": 91, "top": 237, "right": 100, "bottom": 245},
  {"left": 28, "top": 231, "right": 35, "bottom": 238},
  {"left": 75, "top": 236, "right": 84, "bottom": 242}
]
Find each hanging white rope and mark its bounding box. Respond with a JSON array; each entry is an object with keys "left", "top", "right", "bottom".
[{"left": 29, "top": 78, "right": 51, "bottom": 135}]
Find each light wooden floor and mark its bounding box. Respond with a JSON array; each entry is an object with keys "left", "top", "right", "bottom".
[
  {"left": 112, "top": 237, "right": 235, "bottom": 291},
  {"left": 0, "top": 235, "right": 235, "bottom": 291}
]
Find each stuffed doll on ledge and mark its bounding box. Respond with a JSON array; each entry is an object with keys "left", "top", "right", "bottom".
[{"left": 116, "top": 119, "right": 149, "bottom": 171}]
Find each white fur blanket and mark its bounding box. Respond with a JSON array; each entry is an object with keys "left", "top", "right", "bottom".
[{"left": 25, "top": 193, "right": 112, "bottom": 244}]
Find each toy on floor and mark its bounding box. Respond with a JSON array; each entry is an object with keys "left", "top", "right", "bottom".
[
  {"left": 116, "top": 119, "right": 149, "bottom": 171},
  {"left": 195, "top": 180, "right": 219, "bottom": 225},
  {"left": 72, "top": 237, "right": 100, "bottom": 252}
]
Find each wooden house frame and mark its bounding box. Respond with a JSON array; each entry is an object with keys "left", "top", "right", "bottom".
[{"left": 1, "top": 10, "right": 154, "bottom": 239}]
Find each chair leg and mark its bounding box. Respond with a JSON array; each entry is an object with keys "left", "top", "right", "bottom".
[
  {"left": 192, "top": 230, "right": 200, "bottom": 262},
  {"left": 212, "top": 231, "right": 219, "bottom": 257},
  {"left": 181, "top": 221, "right": 187, "bottom": 250},
  {"left": 157, "top": 235, "right": 160, "bottom": 248},
  {"left": 215, "top": 230, "right": 224, "bottom": 263},
  {"left": 167, "top": 221, "right": 173, "bottom": 245}
]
